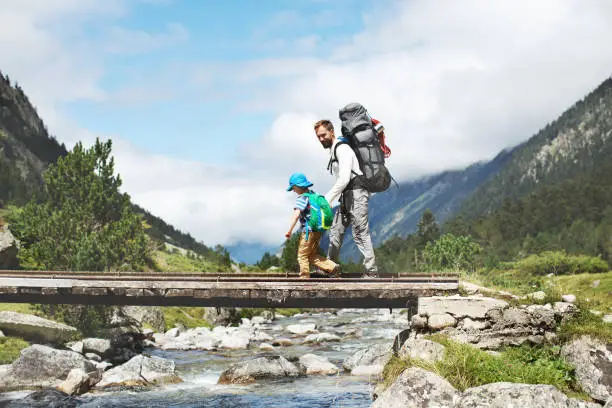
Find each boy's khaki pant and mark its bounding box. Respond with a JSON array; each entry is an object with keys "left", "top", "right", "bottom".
[{"left": 297, "top": 230, "right": 337, "bottom": 278}]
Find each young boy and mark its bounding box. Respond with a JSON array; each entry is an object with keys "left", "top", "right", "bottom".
[{"left": 285, "top": 172, "right": 339, "bottom": 279}]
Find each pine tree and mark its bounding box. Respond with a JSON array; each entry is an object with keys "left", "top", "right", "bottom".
[{"left": 416, "top": 209, "right": 440, "bottom": 252}]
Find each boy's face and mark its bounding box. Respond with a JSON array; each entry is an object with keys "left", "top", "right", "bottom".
[{"left": 292, "top": 186, "right": 307, "bottom": 194}]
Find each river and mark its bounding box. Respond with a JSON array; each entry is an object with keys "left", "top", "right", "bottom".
[{"left": 0, "top": 308, "right": 408, "bottom": 407}]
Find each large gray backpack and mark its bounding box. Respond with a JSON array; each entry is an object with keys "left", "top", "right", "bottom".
[{"left": 330, "top": 102, "right": 393, "bottom": 193}]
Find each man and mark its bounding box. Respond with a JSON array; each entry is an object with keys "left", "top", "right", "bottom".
[{"left": 314, "top": 119, "right": 379, "bottom": 278}]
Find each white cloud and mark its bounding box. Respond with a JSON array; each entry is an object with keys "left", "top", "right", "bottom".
[{"left": 2, "top": 0, "right": 612, "bottom": 252}]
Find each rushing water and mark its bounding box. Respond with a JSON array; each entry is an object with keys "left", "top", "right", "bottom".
[{"left": 0, "top": 309, "right": 408, "bottom": 408}]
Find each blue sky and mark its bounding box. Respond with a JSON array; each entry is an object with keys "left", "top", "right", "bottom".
[
  {"left": 2, "top": 0, "right": 612, "bottom": 255},
  {"left": 62, "top": 0, "right": 376, "bottom": 164}
]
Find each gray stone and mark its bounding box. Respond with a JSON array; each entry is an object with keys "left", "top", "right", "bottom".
[
  {"left": 525, "top": 291, "right": 546, "bottom": 301},
  {"left": 419, "top": 296, "right": 508, "bottom": 319},
  {"left": 495, "top": 307, "right": 531, "bottom": 328},
  {"left": 298, "top": 354, "right": 339, "bottom": 375},
  {"left": 561, "top": 336, "right": 611, "bottom": 402},
  {"left": 428, "top": 313, "right": 457, "bottom": 330},
  {"left": 0, "top": 345, "right": 96, "bottom": 391},
  {"left": 217, "top": 355, "right": 300, "bottom": 384},
  {"left": 95, "top": 355, "right": 181, "bottom": 388},
  {"left": 526, "top": 304, "right": 556, "bottom": 329},
  {"left": 0, "top": 311, "right": 77, "bottom": 344},
  {"left": 85, "top": 353, "right": 101, "bottom": 362},
  {"left": 121, "top": 306, "right": 166, "bottom": 333},
  {"left": 554, "top": 302, "right": 578, "bottom": 316},
  {"left": 603, "top": 315, "right": 612, "bottom": 324},
  {"left": 399, "top": 338, "right": 445, "bottom": 363},
  {"left": 82, "top": 338, "right": 112, "bottom": 357},
  {"left": 410, "top": 314, "right": 428, "bottom": 330},
  {"left": 220, "top": 336, "right": 249, "bottom": 349},
  {"left": 202, "top": 307, "right": 239, "bottom": 326},
  {"left": 57, "top": 368, "right": 90, "bottom": 395},
  {"left": 4, "top": 388, "right": 79, "bottom": 408},
  {"left": 343, "top": 343, "right": 392, "bottom": 377},
  {"left": 259, "top": 343, "right": 274, "bottom": 351},
  {"left": 303, "top": 332, "right": 341, "bottom": 343},
  {"left": 562, "top": 294, "right": 577, "bottom": 303},
  {"left": 372, "top": 367, "right": 458, "bottom": 408},
  {"left": 0, "top": 329, "right": 4, "bottom": 337},
  {"left": 460, "top": 318, "right": 488, "bottom": 330},
  {"left": 66, "top": 341, "right": 83, "bottom": 354},
  {"left": 0, "top": 226, "right": 18, "bottom": 269},
  {"left": 457, "top": 382, "right": 602, "bottom": 407},
  {"left": 272, "top": 338, "right": 293, "bottom": 347}
]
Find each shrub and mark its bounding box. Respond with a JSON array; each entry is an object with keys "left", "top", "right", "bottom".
[{"left": 516, "top": 251, "right": 608, "bottom": 276}]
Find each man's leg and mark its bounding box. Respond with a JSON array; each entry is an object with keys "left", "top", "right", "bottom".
[
  {"left": 349, "top": 188, "right": 378, "bottom": 277},
  {"left": 327, "top": 199, "right": 349, "bottom": 264},
  {"left": 296, "top": 231, "right": 311, "bottom": 278}
]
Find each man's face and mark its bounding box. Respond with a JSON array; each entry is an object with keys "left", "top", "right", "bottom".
[{"left": 316, "top": 126, "right": 334, "bottom": 149}]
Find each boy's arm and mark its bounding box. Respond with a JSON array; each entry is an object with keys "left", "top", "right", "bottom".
[
  {"left": 325, "top": 144, "right": 354, "bottom": 205},
  {"left": 285, "top": 209, "right": 301, "bottom": 238}
]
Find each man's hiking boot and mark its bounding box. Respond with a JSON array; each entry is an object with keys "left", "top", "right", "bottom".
[{"left": 361, "top": 271, "right": 379, "bottom": 279}]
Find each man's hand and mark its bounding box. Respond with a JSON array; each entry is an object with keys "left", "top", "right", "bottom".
[{"left": 285, "top": 231, "right": 292, "bottom": 239}]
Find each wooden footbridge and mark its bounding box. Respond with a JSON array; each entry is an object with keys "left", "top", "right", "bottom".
[{"left": 0, "top": 270, "right": 458, "bottom": 312}]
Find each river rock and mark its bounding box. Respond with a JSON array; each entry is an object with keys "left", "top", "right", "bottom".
[
  {"left": 0, "top": 345, "right": 96, "bottom": 391},
  {"left": 220, "top": 336, "right": 250, "bottom": 349},
  {"left": 56, "top": 368, "right": 90, "bottom": 395},
  {"left": 456, "top": 382, "right": 602, "bottom": 407},
  {"left": 121, "top": 306, "right": 166, "bottom": 333},
  {"left": 419, "top": 296, "right": 508, "bottom": 319},
  {"left": 410, "top": 314, "right": 428, "bottom": 330},
  {"left": 303, "top": 333, "right": 341, "bottom": 343},
  {"left": 82, "top": 338, "right": 112, "bottom": 358},
  {"left": 343, "top": 343, "right": 392, "bottom": 376},
  {"left": 0, "top": 312, "right": 77, "bottom": 344},
  {"left": 428, "top": 313, "right": 457, "bottom": 330},
  {"left": 372, "top": 367, "right": 458, "bottom": 408},
  {"left": 561, "top": 336, "right": 612, "bottom": 402},
  {"left": 273, "top": 338, "right": 293, "bottom": 347},
  {"left": 66, "top": 341, "right": 83, "bottom": 354},
  {"left": 399, "top": 338, "right": 445, "bottom": 364},
  {"left": 286, "top": 323, "right": 317, "bottom": 335},
  {"left": 0, "top": 226, "right": 18, "bottom": 269},
  {"left": 259, "top": 343, "right": 275, "bottom": 351},
  {"left": 203, "top": 307, "right": 239, "bottom": 326},
  {"left": 0, "top": 329, "right": 4, "bottom": 337},
  {"left": 298, "top": 354, "right": 339, "bottom": 375},
  {"left": 4, "top": 388, "right": 78, "bottom": 408},
  {"left": 562, "top": 294, "right": 577, "bottom": 304},
  {"left": 94, "top": 355, "right": 181, "bottom": 388},
  {"left": 217, "top": 355, "right": 300, "bottom": 385}
]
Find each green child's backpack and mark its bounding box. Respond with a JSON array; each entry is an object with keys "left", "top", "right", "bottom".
[{"left": 303, "top": 192, "right": 334, "bottom": 232}]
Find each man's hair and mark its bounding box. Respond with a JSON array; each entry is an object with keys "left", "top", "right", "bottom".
[{"left": 314, "top": 119, "right": 334, "bottom": 132}]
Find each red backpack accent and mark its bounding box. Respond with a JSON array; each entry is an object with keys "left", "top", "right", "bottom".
[{"left": 371, "top": 118, "right": 391, "bottom": 158}]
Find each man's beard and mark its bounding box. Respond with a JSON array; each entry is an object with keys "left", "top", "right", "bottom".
[{"left": 321, "top": 139, "right": 332, "bottom": 149}]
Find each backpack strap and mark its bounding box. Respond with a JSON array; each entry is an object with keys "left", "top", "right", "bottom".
[{"left": 327, "top": 138, "right": 360, "bottom": 180}]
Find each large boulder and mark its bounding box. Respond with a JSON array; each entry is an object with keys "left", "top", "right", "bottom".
[
  {"left": 94, "top": 355, "right": 181, "bottom": 389},
  {"left": 202, "top": 307, "right": 240, "bottom": 326},
  {"left": 372, "top": 367, "right": 458, "bottom": 408},
  {"left": 561, "top": 336, "right": 612, "bottom": 403},
  {"left": 456, "top": 382, "right": 602, "bottom": 407},
  {"left": 343, "top": 343, "right": 392, "bottom": 376},
  {"left": 0, "top": 345, "right": 96, "bottom": 391},
  {"left": 217, "top": 355, "right": 300, "bottom": 385},
  {"left": 419, "top": 295, "right": 508, "bottom": 319},
  {"left": 121, "top": 306, "right": 166, "bottom": 333},
  {"left": 298, "top": 354, "right": 339, "bottom": 375},
  {"left": 0, "top": 226, "right": 18, "bottom": 269},
  {"left": 0, "top": 312, "right": 77, "bottom": 344},
  {"left": 399, "top": 338, "right": 446, "bottom": 364}
]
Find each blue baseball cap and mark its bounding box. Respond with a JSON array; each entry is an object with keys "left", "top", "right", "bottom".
[{"left": 287, "top": 172, "right": 313, "bottom": 191}]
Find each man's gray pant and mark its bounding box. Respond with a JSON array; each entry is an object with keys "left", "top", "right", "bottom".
[{"left": 327, "top": 187, "right": 378, "bottom": 274}]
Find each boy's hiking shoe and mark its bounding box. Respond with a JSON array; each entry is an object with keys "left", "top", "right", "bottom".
[
  {"left": 329, "top": 265, "right": 341, "bottom": 278},
  {"left": 361, "top": 272, "right": 379, "bottom": 279}
]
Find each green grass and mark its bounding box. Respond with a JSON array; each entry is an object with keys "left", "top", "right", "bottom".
[
  {"left": 161, "top": 307, "right": 212, "bottom": 330},
  {"left": 0, "top": 303, "right": 37, "bottom": 314},
  {"left": 383, "top": 336, "right": 589, "bottom": 400},
  {"left": 0, "top": 337, "right": 29, "bottom": 364},
  {"left": 152, "top": 250, "right": 220, "bottom": 273},
  {"left": 557, "top": 307, "right": 612, "bottom": 344}
]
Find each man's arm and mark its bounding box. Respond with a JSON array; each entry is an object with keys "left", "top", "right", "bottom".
[{"left": 325, "top": 144, "right": 354, "bottom": 205}]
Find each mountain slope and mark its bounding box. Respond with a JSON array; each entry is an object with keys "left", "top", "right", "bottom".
[
  {"left": 459, "top": 75, "right": 612, "bottom": 219},
  {"left": 0, "top": 70, "right": 230, "bottom": 264},
  {"left": 0, "top": 71, "right": 68, "bottom": 205},
  {"left": 334, "top": 75, "right": 612, "bottom": 264}
]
